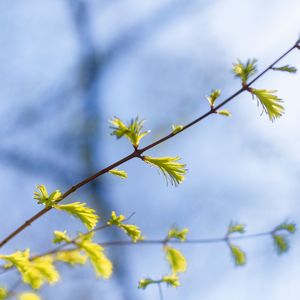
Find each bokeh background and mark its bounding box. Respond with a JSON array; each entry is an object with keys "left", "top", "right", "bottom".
[{"left": 0, "top": 0, "right": 299, "bottom": 299}]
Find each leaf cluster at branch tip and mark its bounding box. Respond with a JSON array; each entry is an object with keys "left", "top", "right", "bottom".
[
  {"left": 110, "top": 116, "right": 150, "bottom": 147},
  {"left": 143, "top": 156, "right": 187, "bottom": 186},
  {"left": 232, "top": 59, "right": 257, "bottom": 83}
]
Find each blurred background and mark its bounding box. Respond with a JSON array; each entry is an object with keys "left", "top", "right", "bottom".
[{"left": 0, "top": 0, "right": 299, "bottom": 299}]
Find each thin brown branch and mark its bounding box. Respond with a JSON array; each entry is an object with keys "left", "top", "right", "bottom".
[{"left": 0, "top": 41, "right": 297, "bottom": 249}]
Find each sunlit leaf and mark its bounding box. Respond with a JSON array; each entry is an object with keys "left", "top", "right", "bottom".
[
  {"left": 232, "top": 59, "right": 257, "bottom": 83},
  {"left": 138, "top": 278, "right": 156, "bottom": 289},
  {"left": 272, "top": 234, "right": 289, "bottom": 255},
  {"left": 108, "top": 169, "right": 128, "bottom": 179},
  {"left": 206, "top": 89, "right": 221, "bottom": 107},
  {"left": 167, "top": 227, "right": 189, "bottom": 241},
  {"left": 110, "top": 116, "right": 150, "bottom": 147},
  {"left": 34, "top": 185, "right": 62, "bottom": 207},
  {"left": 227, "top": 222, "right": 246, "bottom": 235},
  {"left": 250, "top": 88, "right": 284, "bottom": 121},
  {"left": 0, "top": 288, "right": 7, "bottom": 300},
  {"left": 172, "top": 125, "right": 184, "bottom": 134},
  {"left": 54, "top": 202, "right": 99, "bottom": 230},
  {"left": 272, "top": 65, "right": 297, "bottom": 73},
  {"left": 56, "top": 250, "right": 87, "bottom": 266},
  {"left": 274, "top": 222, "right": 296, "bottom": 234},
  {"left": 53, "top": 231, "right": 71, "bottom": 244},
  {"left": 165, "top": 246, "right": 187, "bottom": 273},
  {"left": 217, "top": 110, "right": 231, "bottom": 117},
  {"left": 19, "top": 293, "right": 41, "bottom": 300},
  {"left": 143, "top": 156, "right": 187, "bottom": 186},
  {"left": 162, "top": 274, "right": 180, "bottom": 287},
  {"left": 228, "top": 243, "right": 246, "bottom": 266}
]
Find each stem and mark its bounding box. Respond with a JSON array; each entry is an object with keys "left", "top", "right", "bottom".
[
  {"left": 0, "top": 41, "right": 297, "bottom": 249},
  {"left": 158, "top": 282, "right": 164, "bottom": 300}
]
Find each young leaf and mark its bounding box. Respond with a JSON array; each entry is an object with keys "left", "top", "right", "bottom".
[
  {"left": 272, "top": 234, "right": 289, "bottom": 255},
  {"left": 110, "top": 116, "right": 150, "bottom": 147},
  {"left": 232, "top": 59, "right": 257, "bottom": 83},
  {"left": 0, "top": 250, "right": 59, "bottom": 289},
  {"left": 53, "top": 231, "right": 71, "bottom": 244},
  {"left": 274, "top": 222, "right": 296, "bottom": 234},
  {"left": 217, "top": 110, "right": 231, "bottom": 117},
  {"left": 34, "top": 185, "right": 62, "bottom": 207},
  {"left": 19, "top": 293, "right": 41, "bottom": 300},
  {"left": 206, "top": 89, "right": 221, "bottom": 107},
  {"left": 0, "top": 288, "right": 7, "bottom": 300},
  {"left": 228, "top": 243, "right": 246, "bottom": 266},
  {"left": 143, "top": 156, "right": 187, "bottom": 186},
  {"left": 138, "top": 278, "right": 156, "bottom": 289},
  {"left": 172, "top": 125, "right": 184, "bottom": 134},
  {"left": 250, "top": 88, "right": 284, "bottom": 121},
  {"left": 164, "top": 246, "right": 187, "bottom": 273},
  {"left": 56, "top": 250, "right": 87, "bottom": 266},
  {"left": 272, "top": 65, "right": 297, "bottom": 73},
  {"left": 227, "top": 222, "right": 246, "bottom": 235},
  {"left": 162, "top": 274, "right": 180, "bottom": 287},
  {"left": 76, "top": 237, "right": 112, "bottom": 279},
  {"left": 54, "top": 202, "right": 99, "bottom": 230},
  {"left": 108, "top": 169, "right": 128, "bottom": 179},
  {"left": 167, "top": 227, "right": 189, "bottom": 241},
  {"left": 107, "top": 211, "right": 142, "bottom": 242}
]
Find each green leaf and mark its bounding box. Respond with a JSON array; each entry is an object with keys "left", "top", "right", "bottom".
[
  {"left": 206, "top": 89, "right": 221, "bottom": 107},
  {"left": 228, "top": 243, "right": 246, "bottom": 266},
  {"left": 0, "top": 288, "right": 7, "bottom": 300},
  {"left": 107, "top": 211, "right": 142, "bottom": 242},
  {"left": 272, "top": 234, "right": 289, "bottom": 255},
  {"left": 52, "top": 231, "right": 71, "bottom": 244},
  {"left": 272, "top": 65, "right": 297, "bottom": 73},
  {"left": 143, "top": 156, "right": 187, "bottom": 186},
  {"left": 167, "top": 227, "right": 189, "bottom": 241},
  {"left": 250, "top": 88, "right": 284, "bottom": 121},
  {"left": 110, "top": 116, "right": 150, "bottom": 147},
  {"left": 34, "top": 185, "right": 62, "bottom": 207},
  {"left": 274, "top": 222, "right": 296, "bottom": 234},
  {"left": 138, "top": 278, "right": 156, "bottom": 289},
  {"left": 232, "top": 59, "right": 257, "bottom": 83},
  {"left": 227, "top": 222, "right": 246, "bottom": 235},
  {"left": 19, "top": 293, "right": 41, "bottom": 300},
  {"left": 0, "top": 250, "right": 59, "bottom": 289},
  {"left": 162, "top": 274, "right": 180, "bottom": 287},
  {"left": 76, "top": 237, "right": 112, "bottom": 279},
  {"left": 56, "top": 250, "right": 87, "bottom": 266},
  {"left": 217, "top": 110, "right": 231, "bottom": 117},
  {"left": 54, "top": 202, "right": 99, "bottom": 230},
  {"left": 165, "top": 246, "right": 187, "bottom": 273},
  {"left": 108, "top": 169, "right": 128, "bottom": 179},
  {"left": 172, "top": 125, "right": 184, "bottom": 134}
]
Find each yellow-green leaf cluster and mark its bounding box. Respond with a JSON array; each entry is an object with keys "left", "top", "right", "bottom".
[
  {"left": 54, "top": 202, "right": 99, "bottom": 230},
  {"left": 0, "top": 250, "right": 59, "bottom": 289},
  {"left": 34, "top": 185, "right": 62, "bottom": 207},
  {"left": 164, "top": 246, "right": 187, "bottom": 274},
  {"left": 19, "top": 293, "right": 41, "bottom": 300},
  {"left": 217, "top": 110, "right": 231, "bottom": 117},
  {"left": 162, "top": 274, "right": 180, "bottom": 287},
  {"left": 272, "top": 221, "right": 296, "bottom": 255},
  {"left": 172, "top": 125, "right": 184, "bottom": 134},
  {"left": 56, "top": 250, "right": 87, "bottom": 266},
  {"left": 108, "top": 169, "right": 128, "bottom": 179},
  {"left": 272, "top": 65, "right": 297, "bottom": 73},
  {"left": 143, "top": 156, "right": 187, "bottom": 186},
  {"left": 167, "top": 227, "right": 188, "bottom": 241},
  {"left": 229, "top": 244, "right": 247, "bottom": 266},
  {"left": 53, "top": 231, "right": 71, "bottom": 244},
  {"left": 76, "top": 234, "right": 112, "bottom": 279},
  {"left": 232, "top": 59, "right": 257, "bottom": 83},
  {"left": 110, "top": 116, "right": 150, "bottom": 147},
  {"left": 0, "top": 288, "right": 7, "bottom": 300},
  {"left": 206, "top": 89, "right": 221, "bottom": 107},
  {"left": 138, "top": 278, "right": 157, "bottom": 289},
  {"left": 250, "top": 88, "right": 284, "bottom": 121},
  {"left": 107, "top": 211, "right": 142, "bottom": 242},
  {"left": 227, "top": 222, "right": 246, "bottom": 235}
]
